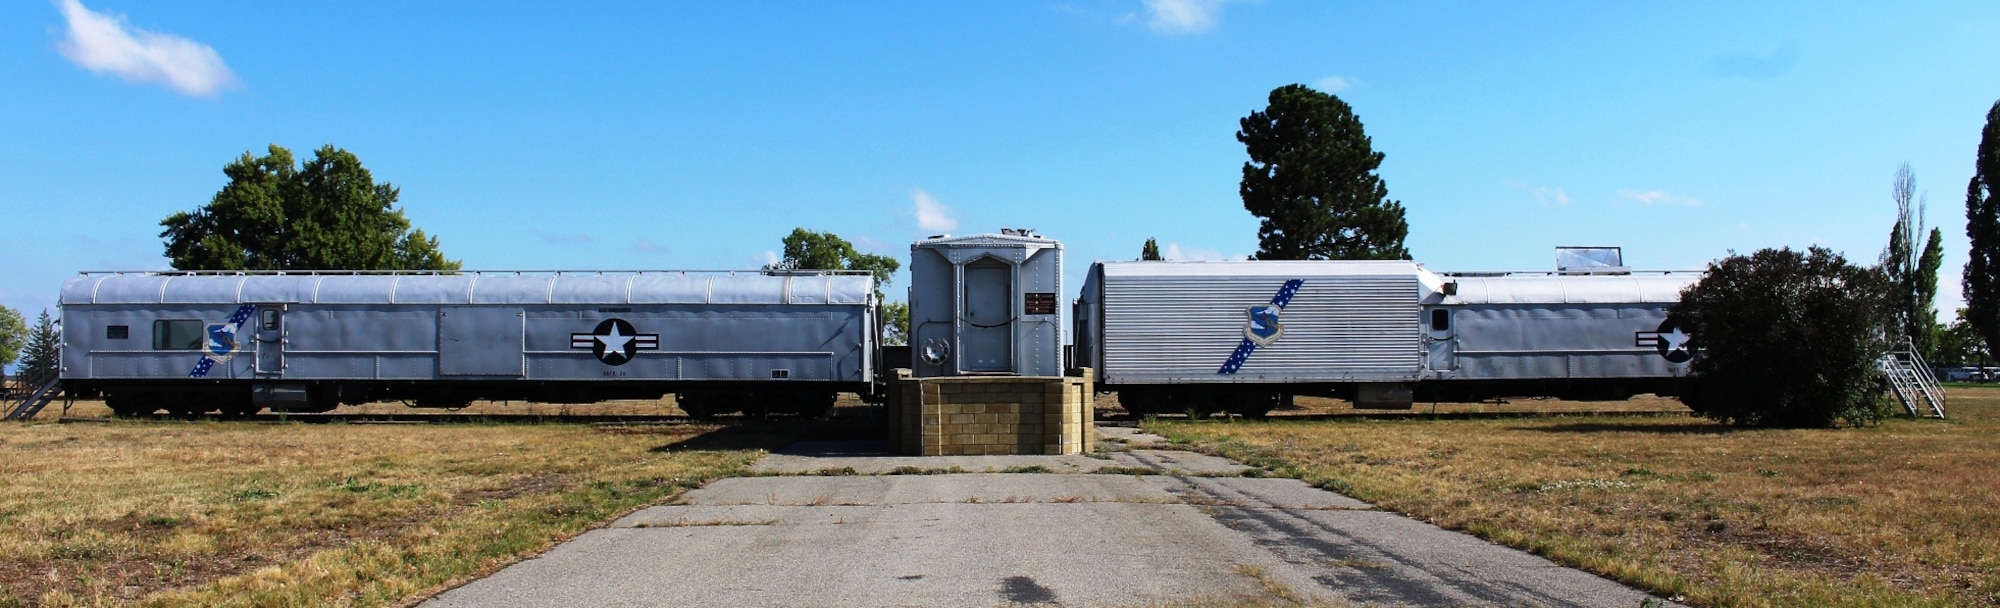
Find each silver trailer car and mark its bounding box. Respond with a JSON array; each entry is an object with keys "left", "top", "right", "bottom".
[
  {"left": 1419, "top": 271, "right": 1700, "bottom": 402},
  {"left": 58, "top": 270, "right": 879, "bottom": 417},
  {"left": 1075, "top": 260, "right": 1701, "bottom": 416}
]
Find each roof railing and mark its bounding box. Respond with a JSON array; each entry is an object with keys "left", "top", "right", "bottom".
[{"left": 76, "top": 269, "right": 873, "bottom": 277}]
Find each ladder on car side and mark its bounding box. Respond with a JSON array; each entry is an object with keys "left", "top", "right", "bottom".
[
  {"left": 1879, "top": 350, "right": 1945, "bottom": 419},
  {"left": 3, "top": 377, "right": 62, "bottom": 421}
]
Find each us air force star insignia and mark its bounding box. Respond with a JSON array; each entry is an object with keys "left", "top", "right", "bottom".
[
  {"left": 1634, "top": 319, "right": 1694, "bottom": 363},
  {"left": 571, "top": 318, "right": 660, "bottom": 366},
  {"left": 1244, "top": 305, "right": 1284, "bottom": 347}
]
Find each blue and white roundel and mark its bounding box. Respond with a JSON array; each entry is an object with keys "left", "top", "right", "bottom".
[{"left": 1245, "top": 304, "right": 1284, "bottom": 346}]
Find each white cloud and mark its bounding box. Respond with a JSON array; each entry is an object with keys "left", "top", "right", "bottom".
[
  {"left": 635, "top": 238, "right": 667, "bottom": 255},
  {"left": 1142, "top": 0, "right": 1229, "bottom": 34},
  {"left": 1502, "top": 179, "right": 1571, "bottom": 206},
  {"left": 1312, "top": 76, "right": 1352, "bottom": 93},
  {"left": 55, "top": 0, "right": 237, "bottom": 97},
  {"left": 1163, "top": 243, "right": 1244, "bottom": 261},
  {"left": 1618, "top": 189, "right": 1703, "bottom": 207},
  {"left": 912, "top": 188, "right": 958, "bottom": 233},
  {"left": 755, "top": 250, "right": 779, "bottom": 268}
]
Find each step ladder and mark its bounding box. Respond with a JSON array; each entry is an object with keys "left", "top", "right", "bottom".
[
  {"left": 3, "top": 377, "right": 62, "bottom": 421},
  {"left": 1878, "top": 350, "right": 1946, "bottom": 419}
]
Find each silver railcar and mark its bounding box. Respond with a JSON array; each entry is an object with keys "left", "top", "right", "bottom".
[
  {"left": 1074, "top": 260, "right": 1699, "bottom": 416},
  {"left": 58, "top": 270, "right": 879, "bottom": 417}
]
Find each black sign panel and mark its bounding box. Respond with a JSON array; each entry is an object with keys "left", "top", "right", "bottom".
[{"left": 1024, "top": 292, "right": 1058, "bottom": 315}]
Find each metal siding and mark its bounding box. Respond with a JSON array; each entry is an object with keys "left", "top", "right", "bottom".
[
  {"left": 1451, "top": 304, "right": 1686, "bottom": 379},
  {"left": 1100, "top": 273, "right": 1421, "bottom": 384},
  {"left": 438, "top": 307, "right": 525, "bottom": 376},
  {"left": 57, "top": 272, "right": 871, "bottom": 385}
]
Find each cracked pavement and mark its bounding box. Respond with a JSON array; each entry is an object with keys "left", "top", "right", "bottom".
[{"left": 422, "top": 426, "right": 1681, "bottom": 607}]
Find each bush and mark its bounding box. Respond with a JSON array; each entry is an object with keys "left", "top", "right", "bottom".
[{"left": 1670, "top": 247, "right": 1894, "bottom": 427}]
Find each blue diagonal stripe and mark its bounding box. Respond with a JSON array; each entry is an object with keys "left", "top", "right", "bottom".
[{"left": 1218, "top": 279, "right": 1304, "bottom": 375}]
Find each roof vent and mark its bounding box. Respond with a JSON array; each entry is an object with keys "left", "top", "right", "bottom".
[{"left": 1556, "top": 246, "right": 1630, "bottom": 275}]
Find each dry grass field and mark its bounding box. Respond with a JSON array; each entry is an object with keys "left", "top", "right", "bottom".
[
  {"left": 0, "top": 417, "right": 793, "bottom": 607},
  {"left": 1149, "top": 386, "right": 2000, "bottom": 608}
]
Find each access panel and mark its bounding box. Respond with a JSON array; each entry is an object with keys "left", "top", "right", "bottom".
[{"left": 439, "top": 306, "right": 524, "bottom": 376}]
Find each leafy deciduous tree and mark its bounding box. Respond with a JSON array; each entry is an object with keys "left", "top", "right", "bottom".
[
  {"left": 1880, "top": 163, "right": 1944, "bottom": 358},
  {"left": 768, "top": 228, "right": 907, "bottom": 341},
  {"left": 0, "top": 305, "right": 24, "bottom": 371},
  {"left": 160, "top": 145, "right": 459, "bottom": 271},
  {"left": 1671, "top": 247, "right": 1894, "bottom": 428},
  {"left": 882, "top": 301, "right": 910, "bottom": 347},
  {"left": 1238, "top": 84, "right": 1410, "bottom": 261},
  {"left": 1966, "top": 101, "right": 2000, "bottom": 362}
]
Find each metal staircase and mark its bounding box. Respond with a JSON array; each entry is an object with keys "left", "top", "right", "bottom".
[
  {"left": 4, "top": 376, "right": 62, "bottom": 421},
  {"left": 1878, "top": 350, "right": 1945, "bottom": 419}
]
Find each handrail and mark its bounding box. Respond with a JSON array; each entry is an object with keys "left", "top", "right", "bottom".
[{"left": 77, "top": 269, "right": 874, "bottom": 277}]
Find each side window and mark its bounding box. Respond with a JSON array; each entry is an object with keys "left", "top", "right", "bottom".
[
  {"left": 260, "top": 309, "right": 280, "bottom": 331},
  {"left": 106, "top": 325, "right": 129, "bottom": 340},
  {"left": 152, "top": 320, "right": 203, "bottom": 350},
  {"left": 1429, "top": 308, "right": 1451, "bottom": 332}
]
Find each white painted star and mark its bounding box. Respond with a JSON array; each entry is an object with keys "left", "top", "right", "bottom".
[
  {"left": 1660, "top": 327, "right": 1691, "bottom": 354},
  {"left": 596, "top": 324, "right": 634, "bottom": 359}
]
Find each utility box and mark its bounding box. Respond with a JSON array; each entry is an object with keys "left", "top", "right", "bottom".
[{"left": 908, "top": 229, "right": 1063, "bottom": 377}]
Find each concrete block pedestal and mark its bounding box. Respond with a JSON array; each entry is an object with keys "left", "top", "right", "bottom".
[{"left": 885, "top": 369, "right": 1095, "bottom": 456}]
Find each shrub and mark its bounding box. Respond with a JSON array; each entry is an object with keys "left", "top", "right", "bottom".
[{"left": 1670, "top": 246, "right": 1895, "bottom": 427}]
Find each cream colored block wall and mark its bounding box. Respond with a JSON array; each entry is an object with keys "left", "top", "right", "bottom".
[{"left": 886, "top": 369, "right": 1093, "bottom": 456}]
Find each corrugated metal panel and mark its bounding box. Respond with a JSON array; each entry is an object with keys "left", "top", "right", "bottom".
[{"left": 1100, "top": 273, "right": 1421, "bottom": 383}]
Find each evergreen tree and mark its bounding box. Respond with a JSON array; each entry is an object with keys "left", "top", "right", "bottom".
[
  {"left": 160, "top": 145, "right": 459, "bottom": 271},
  {"left": 1916, "top": 227, "right": 1945, "bottom": 357},
  {"left": 18, "top": 310, "right": 60, "bottom": 387},
  {"left": 1966, "top": 101, "right": 2000, "bottom": 361},
  {"left": 1238, "top": 84, "right": 1410, "bottom": 261},
  {"left": 1141, "top": 238, "right": 1163, "bottom": 261}
]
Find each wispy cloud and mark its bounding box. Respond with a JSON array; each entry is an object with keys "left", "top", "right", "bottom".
[
  {"left": 1708, "top": 42, "right": 1799, "bottom": 82},
  {"left": 635, "top": 238, "right": 667, "bottom": 255},
  {"left": 1141, "top": 0, "right": 1230, "bottom": 34},
  {"left": 912, "top": 188, "right": 958, "bottom": 233},
  {"left": 55, "top": 0, "right": 237, "bottom": 97},
  {"left": 1163, "top": 243, "right": 1244, "bottom": 261},
  {"left": 754, "top": 250, "right": 779, "bottom": 268},
  {"left": 1312, "top": 76, "right": 1352, "bottom": 93},
  {"left": 535, "top": 230, "right": 591, "bottom": 245},
  {"left": 1619, "top": 189, "right": 1703, "bottom": 207},
  {"left": 1503, "top": 180, "right": 1572, "bottom": 206}
]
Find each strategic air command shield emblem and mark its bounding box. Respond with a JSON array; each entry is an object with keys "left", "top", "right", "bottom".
[{"left": 1245, "top": 305, "right": 1284, "bottom": 347}]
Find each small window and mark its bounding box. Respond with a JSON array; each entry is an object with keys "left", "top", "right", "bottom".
[
  {"left": 260, "top": 309, "right": 280, "bottom": 331},
  {"left": 152, "top": 320, "right": 204, "bottom": 350},
  {"left": 1429, "top": 309, "right": 1451, "bottom": 332},
  {"left": 106, "top": 325, "right": 129, "bottom": 340},
  {"left": 770, "top": 369, "right": 790, "bottom": 379}
]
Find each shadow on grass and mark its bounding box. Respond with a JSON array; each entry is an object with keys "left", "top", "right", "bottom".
[
  {"left": 649, "top": 424, "right": 804, "bottom": 452},
  {"left": 1518, "top": 422, "right": 1738, "bottom": 435}
]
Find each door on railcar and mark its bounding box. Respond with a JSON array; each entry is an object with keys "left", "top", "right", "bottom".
[
  {"left": 1422, "top": 306, "right": 1458, "bottom": 375},
  {"left": 255, "top": 306, "right": 285, "bottom": 377},
  {"left": 961, "top": 258, "right": 1013, "bottom": 373}
]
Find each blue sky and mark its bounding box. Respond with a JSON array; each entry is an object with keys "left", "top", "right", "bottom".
[{"left": 4, "top": 1, "right": 1999, "bottom": 335}]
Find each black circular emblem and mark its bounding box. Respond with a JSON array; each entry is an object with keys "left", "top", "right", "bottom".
[
  {"left": 591, "top": 318, "right": 640, "bottom": 366},
  {"left": 1654, "top": 319, "right": 1693, "bottom": 363}
]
